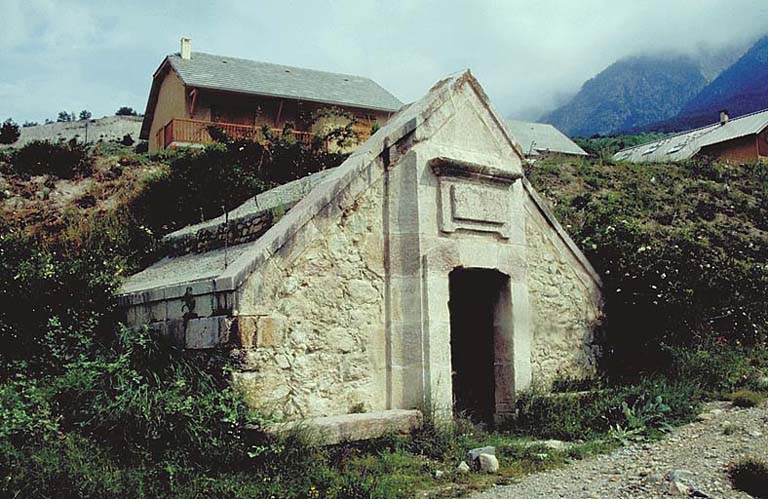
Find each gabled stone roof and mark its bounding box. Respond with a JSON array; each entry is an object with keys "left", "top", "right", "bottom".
[{"left": 120, "top": 70, "right": 600, "bottom": 307}]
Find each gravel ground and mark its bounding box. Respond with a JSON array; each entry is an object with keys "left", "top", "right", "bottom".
[{"left": 471, "top": 401, "right": 767, "bottom": 498}]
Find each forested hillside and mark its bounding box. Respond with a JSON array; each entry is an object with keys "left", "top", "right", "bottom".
[{"left": 542, "top": 56, "right": 706, "bottom": 136}]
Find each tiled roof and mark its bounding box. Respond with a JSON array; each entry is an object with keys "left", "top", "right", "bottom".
[
  {"left": 614, "top": 109, "right": 768, "bottom": 162},
  {"left": 173, "top": 52, "right": 402, "bottom": 112},
  {"left": 506, "top": 120, "right": 587, "bottom": 156}
]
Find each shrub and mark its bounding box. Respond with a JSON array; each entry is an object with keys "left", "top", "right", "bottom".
[
  {"left": 0, "top": 225, "right": 121, "bottom": 376},
  {"left": 115, "top": 107, "right": 138, "bottom": 116},
  {"left": 527, "top": 159, "right": 768, "bottom": 376},
  {"left": 131, "top": 137, "right": 347, "bottom": 235},
  {"left": 509, "top": 378, "right": 701, "bottom": 440},
  {"left": 11, "top": 139, "right": 93, "bottom": 179},
  {"left": 121, "top": 133, "right": 135, "bottom": 146},
  {"left": 0, "top": 118, "right": 20, "bottom": 144},
  {"left": 57, "top": 111, "right": 75, "bottom": 123},
  {"left": 729, "top": 390, "right": 765, "bottom": 408},
  {"left": 665, "top": 346, "right": 758, "bottom": 395},
  {"left": 729, "top": 457, "right": 768, "bottom": 497}
]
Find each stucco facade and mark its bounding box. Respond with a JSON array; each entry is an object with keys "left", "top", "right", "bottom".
[{"left": 120, "top": 71, "right": 603, "bottom": 427}]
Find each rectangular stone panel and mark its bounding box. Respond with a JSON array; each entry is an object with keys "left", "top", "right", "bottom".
[{"left": 451, "top": 183, "right": 507, "bottom": 225}]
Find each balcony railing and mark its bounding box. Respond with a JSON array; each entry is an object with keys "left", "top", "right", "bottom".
[{"left": 156, "top": 118, "right": 319, "bottom": 149}]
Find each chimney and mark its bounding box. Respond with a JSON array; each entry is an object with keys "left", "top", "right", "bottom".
[
  {"left": 719, "top": 109, "right": 729, "bottom": 125},
  {"left": 180, "top": 37, "right": 191, "bottom": 60}
]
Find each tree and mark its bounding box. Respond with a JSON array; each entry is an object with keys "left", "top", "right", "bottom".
[
  {"left": 0, "top": 118, "right": 21, "bottom": 144},
  {"left": 115, "top": 106, "right": 138, "bottom": 116},
  {"left": 22, "top": 121, "right": 39, "bottom": 128},
  {"left": 78, "top": 110, "right": 92, "bottom": 121},
  {"left": 57, "top": 111, "right": 74, "bottom": 123}
]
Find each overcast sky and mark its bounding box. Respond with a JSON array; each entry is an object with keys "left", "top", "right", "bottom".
[{"left": 2, "top": 0, "right": 767, "bottom": 124}]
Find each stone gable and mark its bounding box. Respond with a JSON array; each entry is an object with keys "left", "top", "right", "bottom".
[{"left": 118, "top": 71, "right": 603, "bottom": 428}]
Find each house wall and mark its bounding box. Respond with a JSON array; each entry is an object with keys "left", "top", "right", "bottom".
[
  {"left": 148, "top": 70, "right": 187, "bottom": 151},
  {"left": 232, "top": 176, "right": 387, "bottom": 420},
  {"left": 699, "top": 135, "right": 759, "bottom": 163},
  {"left": 758, "top": 128, "right": 768, "bottom": 158},
  {"left": 183, "top": 90, "right": 390, "bottom": 147},
  {"left": 524, "top": 195, "right": 602, "bottom": 387}
]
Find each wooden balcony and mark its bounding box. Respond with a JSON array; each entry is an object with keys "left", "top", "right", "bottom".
[{"left": 156, "top": 118, "right": 319, "bottom": 150}]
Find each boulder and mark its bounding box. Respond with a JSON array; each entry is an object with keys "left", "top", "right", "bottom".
[{"left": 478, "top": 453, "right": 499, "bottom": 473}]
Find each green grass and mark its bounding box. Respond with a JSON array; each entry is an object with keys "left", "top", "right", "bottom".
[{"left": 728, "top": 390, "right": 766, "bottom": 408}]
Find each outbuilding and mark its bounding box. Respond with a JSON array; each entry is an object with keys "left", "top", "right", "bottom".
[{"left": 119, "top": 72, "right": 602, "bottom": 434}]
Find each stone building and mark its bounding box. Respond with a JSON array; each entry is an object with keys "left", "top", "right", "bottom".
[{"left": 119, "top": 71, "right": 602, "bottom": 431}]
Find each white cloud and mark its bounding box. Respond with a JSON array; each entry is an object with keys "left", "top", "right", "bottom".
[{"left": 1, "top": 0, "right": 766, "bottom": 123}]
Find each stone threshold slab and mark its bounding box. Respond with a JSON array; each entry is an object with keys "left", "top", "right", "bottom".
[{"left": 256, "top": 409, "right": 423, "bottom": 445}]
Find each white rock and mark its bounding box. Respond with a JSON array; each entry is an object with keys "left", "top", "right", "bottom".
[
  {"left": 478, "top": 453, "right": 499, "bottom": 473},
  {"left": 456, "top": 461, "right": 471, "bottom": 473}
]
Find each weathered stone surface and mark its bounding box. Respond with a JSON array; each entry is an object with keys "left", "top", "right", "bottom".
[
  {"left": 234, "top": 178, "right": 387, "bottom": 419},
  {"left": 265, "top": 409, "right": 423, "bottom": 445},
  {"left": 525, "top": 195, "right": 603, "bottom": 386},
  {"left": 469, "top": 446, "right": 496, "bottom": 462},
  {"left": 119, "top": 71, "right": 603, "bottom": 430},
  {"left": 478, "top": 453, "right": 500, "bottom": 473}
]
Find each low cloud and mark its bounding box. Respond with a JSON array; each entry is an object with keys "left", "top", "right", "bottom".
[{"left": 1, "top": 0, "right": 766, "bottom": 123}]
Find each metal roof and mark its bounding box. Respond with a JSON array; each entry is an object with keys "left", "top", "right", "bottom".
[
  {"left": 140, "top": 52, "right": 403, "bottom": 139},
  {"left": 613, "top": 108, "right": 768, "bottom": 162},
  {"left": 506, "top": 120, "right": 588, "bottom": 156}
]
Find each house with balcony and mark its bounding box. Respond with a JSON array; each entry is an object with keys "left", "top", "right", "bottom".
[{"left": 140, "top": 38, "right": 403, "bottom": 152}]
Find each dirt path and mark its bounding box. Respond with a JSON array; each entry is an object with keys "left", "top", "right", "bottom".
[{"left": 470, "top": 401, "right": 767, "bottom": 498}]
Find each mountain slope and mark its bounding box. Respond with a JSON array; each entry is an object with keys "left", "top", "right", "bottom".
[
  {"left": 659, "top": 36, "right": 768, "bottom": 131},
  {"left": 541, "top": 56, "right": 706, "bottom": 137}
]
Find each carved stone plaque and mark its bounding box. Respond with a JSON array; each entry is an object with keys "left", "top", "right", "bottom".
[
  {"left": 429, "top": 156, "right": 519, "bottom": 239},
  {"left": 451, "top": 184, "right": 507, "bottom": 225}
]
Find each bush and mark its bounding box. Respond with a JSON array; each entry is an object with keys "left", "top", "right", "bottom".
[
  {"left": 132, "top": 137, "right": 347, "bottom": 235},
  {"left": 0, "top": 225, "right": 121, "bottom": 376},
  {"left": 509, "top": 378, "right": 701, "bottom": 440},
  {"left": 11, "top": 139, "right": 93, "bottom": 179},
  {"left": 121, "top": 133, "right": 135, "bottom": 146},
  {"left": 527, "top": 159, "right": 768, "bottom": 376},
  {"left": 0, "top": 118, "right": 20, "bottom": 144},
  {"left": 729, "top": 390, "right": 765, "bottom": 408},
  {"left": 665, "top": 346, "right": 761, "bottom": 395},
  {"left": 116, "top": 107, "right": 138, "bottom": 117},
  {"left": 729, "top": 457, "right": 768, "bottom": 497}
]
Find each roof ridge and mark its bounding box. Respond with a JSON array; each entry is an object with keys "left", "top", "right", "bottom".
[{"left": 173, "top": 51, "right": 381, "bottom": 83}]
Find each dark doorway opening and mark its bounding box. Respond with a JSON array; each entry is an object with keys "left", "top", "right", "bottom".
[{"left": 449, "top": 268, "right": 508, "bottom": 425}]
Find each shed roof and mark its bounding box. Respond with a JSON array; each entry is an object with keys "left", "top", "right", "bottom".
[
  {"left": 613, "top": 108, "right": 768, "bottom": 162},
  {"left": 140, "top": 52, "right": 403, "bottom": 139},
  {"left": 506, "top": 120, "right": 588, "bottom": 156}
]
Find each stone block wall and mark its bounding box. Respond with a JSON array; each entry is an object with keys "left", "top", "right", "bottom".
[
  {"left": 525, "top": 196, "right": 602, "bottom": 387},
  {"left": 164, "top": 211, "right": 276, "bottom": 257},
  {"left": 231, "top": 177, "right": 387, "bottom": 419}
]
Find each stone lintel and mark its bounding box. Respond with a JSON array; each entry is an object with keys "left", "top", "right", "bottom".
[
  {"left": 429, "top": 156, "right": 523, "bottom": 185},
  {"left": 260, "top": 409, "right": 423, "bottom": 445}
]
